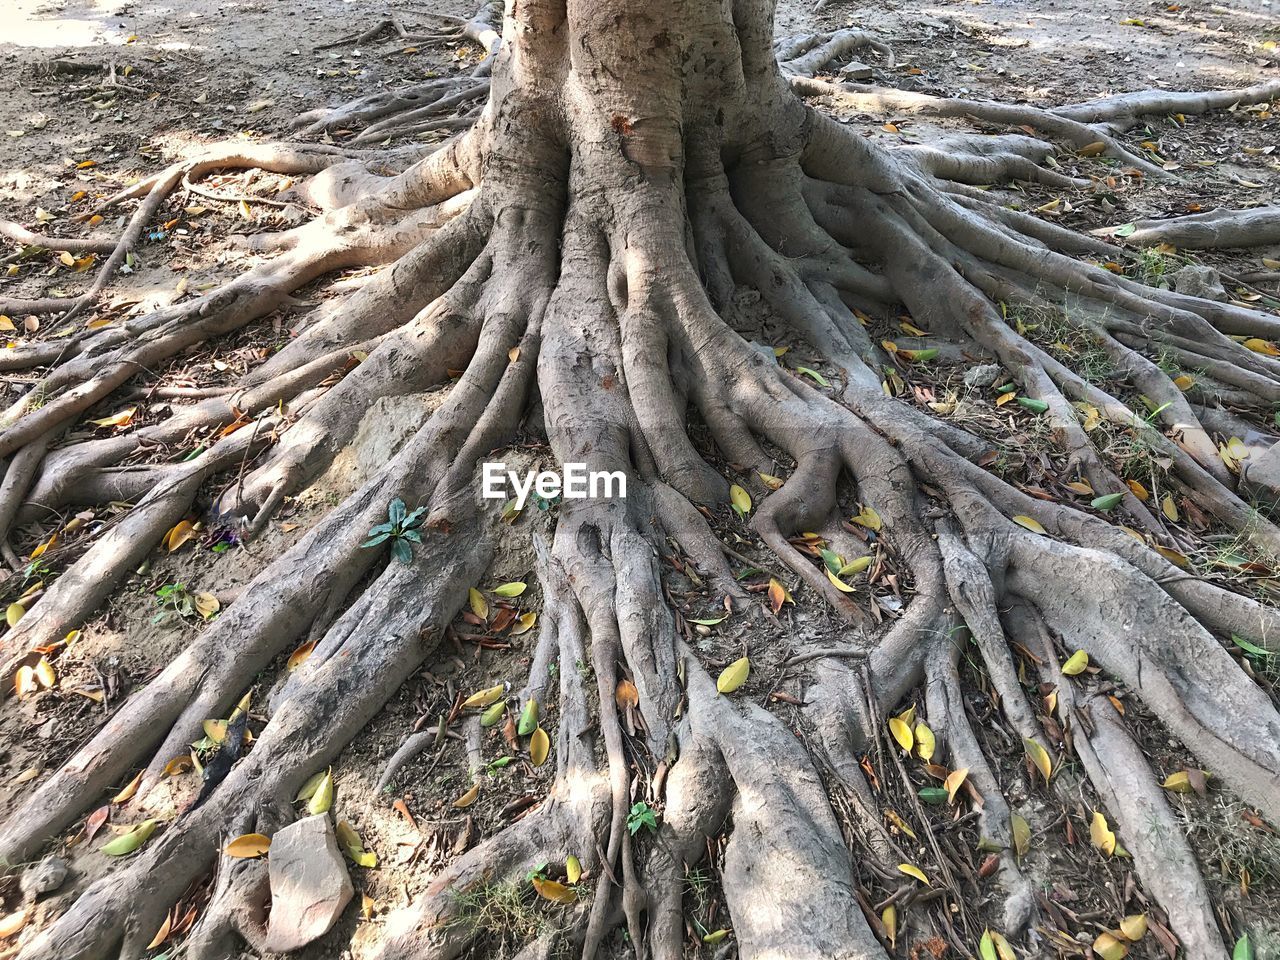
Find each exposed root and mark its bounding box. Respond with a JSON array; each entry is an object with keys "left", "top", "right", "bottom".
[{"left": 1, "top": 4, "right": 1278, "bottom": 960}]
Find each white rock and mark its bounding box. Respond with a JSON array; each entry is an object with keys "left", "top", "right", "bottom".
[{"left": 263, "top": 814, "right": 353, "bottom": 953}]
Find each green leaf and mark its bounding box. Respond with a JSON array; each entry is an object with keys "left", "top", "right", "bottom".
[
  {"left": 391, "top": 538, "right": 412, "bottom": 564},
  {"left": 1234, "top": 934, "right": 1253, "bottom": 960},
  {"left": 1091, "top": 492, "right": 1125, "bottom": 511},
  {"left": 493, "top": 582, "right": 527, "bottom": 598},
  {"left": 918, "top": 787, "right": 949, "bottom": 805},
  {"left": 687, "top": 616, "right": 726, "bottom": 626},
  {"left": 795, "top": 366, "right": 830, "bottom": 387},
  {"left": 101, "top": 819, "right": 158, "bottom": 856},
  {"left": 980, "top": 930, "right": 998, "bottom": 960},
  {"left": 1232, "top": 634, "right": 1274, "bottom": 658},
  {"left": 307, "top": 770, "right": 334, "bottom": 815},
  {"left": 1115, "top": 223, "right": 1137, "bottom": 237},
  {"left": 517, "top": 698, "right": 539, "bottom": 736},
  {"left": 388, "top": 498, "right": 406, "bottom": 526},
  {"left": 820, "top": 548, "right": 843, "bottom": 575},
  {"left": 1016, "top": 397, "right": 1049, "bottom": 413}
]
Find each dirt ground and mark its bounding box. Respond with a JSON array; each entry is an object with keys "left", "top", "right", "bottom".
[{"left": 0, "top": 0, "right": 1278, "bottom": 958}]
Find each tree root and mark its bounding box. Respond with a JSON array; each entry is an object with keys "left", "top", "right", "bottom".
[{"left": 2, "top": 5, "right": 1278, "bottom": 960}]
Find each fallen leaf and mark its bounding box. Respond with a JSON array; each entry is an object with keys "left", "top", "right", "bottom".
[
  {"left": 851, "top": 506, "right": 882, "bottom": 531},
  {"left": 766, "top": 578, "right": 792, "bottom": 614},
  {"left": 1011, "top": 812, "right": 1031, "bottom": 858},
  {"left": 113, "top": 770, "right": 143, "bottom": 804},
  {"left": 1012, "top": 515, "right": 1047, "bottom": 535},
  {"left": 889, "top": 717, "right": 914, "bottom": 752},
  {"left": 1062, "top": 650, "right": 1089, "bottom": 676},
  {"left": 729, "top": 484, "right": 752, "bottom": 515},
  {"left": 511, "top": 612, "right": 537, "bottom": 635},
  {"left": 1161, "top": 494, "right": 1179, "bottom": 522},
  {"left": 530, "top": 726, "right": 550, "bottom": 766},
  {"left": 463, "top": 684, "right": 505, "bottom": 709},
  {"left": 1120, "top": 914, "right": 1148, "bottom": 941},
  {"left": 90, "top": 406, "right": 137, "bottom": 429},
  {"left": 453, "top": 782, "right": 480, "bottom": 808},
  {"left": 532, "top": 877, "right": 577, "bottom": 903},
  {"left": 566, "top": 854, "right": 582, "bottom": 884},
  {"left": 945, "top": 767, "right": 969, "bottom": 803},
  {"left": 1024, "top": 739, "right": 1052, "bottom": 783},
  {"left": 1090, "top": 810, "right": 1117, "bottom": 856},
  {"left": 468, "top": 587, "right": 489, "bottom": 620},
  {"left": 493, "top": 581, "right": 527, "bottom": 598},
  {"left": 717, "top": 657, "right": 750, "bottom": 695},
  {"left": 194, "top": 592, "right": 220, "bottom": 619},
  {"left": 518, "top": 698, "right": 539, "bottom": 736},
  {"left": 7, "top": 603, "right": 26, "bottom": 628},
  {"left": 915, "top": 722, "right": 936, "bottom": 760},
  {"left": 225, "top": 833, "right": 271, "bottom": 858},
  {"left": 898, "top": 862, "right": 929, "bottom": 884},
  {"left": 307, "top": 770, "right": 334, "bottom": 815},
  {"left": 615, "top": 679, "right": 639, "bottom": 709},
  {"left": 1094, "top": 931, "right": 1129, "bottom": 960},
  {"left": 101, "top": 818, "right": 157, "bottom": 856}
]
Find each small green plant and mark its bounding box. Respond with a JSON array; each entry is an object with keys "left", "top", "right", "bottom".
[
  {"left": 627, "top": 801, "right": 658, "bottom": 835},
  {"left": 153, "top": 582, "right": 194, "bottom": 623},
  {"left": 361, "top": 497, "right": 426, "bottom": 564}
]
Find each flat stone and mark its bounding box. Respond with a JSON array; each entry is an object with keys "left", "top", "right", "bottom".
[
  {"left": 838, "top": 59, "right": 874, "bottom": 80},
  {"left": 19, "top": 857, "right": 68, "bottom": 898},
  {"left": 1241, "top": 440, "right": 1280, "bottom": 507},
  {"left": 1172, "top": 264, "right": 1227, "bottom": 302},
  {"left": 263, "top": 814, "right": 353, "bottom": 953},
  {"left": 963, "top": 363, "right": 1000, "bottom": 388}
]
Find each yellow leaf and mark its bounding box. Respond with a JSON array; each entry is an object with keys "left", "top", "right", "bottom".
[
  {"left": 1244, "top": 338, "right": 1280, "bottom": 356},
  {"left": 1126, "top": 479, "right": 1149, "bottom": 502},
  {"left": 915, "top": 722, "right": 935, "bottom": 761},
  {"left": 1065, "top": 480, "right": 1094, "bottom": 495},
  {"left": 1172, "top": 374, "right": 1195, "bottom": 391},
  {"left": 1011, "top": 813, "right": 1031, "bottom": 858},
  {"left": 239, "top": 199, "right": 253, "bottom": 220},
  {"left": 532, "top": 877, "right": 578, "bottom": 903},
  {"left": 1062, "top": 650, "right": 1089, "bottom": 676},
  {"left": 0, "top": 316, "right": 14, "bottom": 332},
  {"left": 203, "top": 719, "right": 228, "bottom": 742},
  {"left": 1160, "top": 770, "right": 1210, "bottom": 793},
  {"left": 1090, "top": 810, "right": 1117, "bottom": 856},
  {"left": 468, "top": 587, "right": 489, "bottom": 620},
  {"left": 1024, "top": 739, "right": 1052, "bottom": 783},
  {"left": 59, "top": 251, "right": 75, "bottom": 267},
  {"left": 1093, "top": 932, "right": 1128, "bottom": 960},
  {"left": 34, "top": 657, "right": 55, "bottom": 689},
  {"left": 851, "top": 506, "right": 882, "bottom": 531},
  {"left": 566, "top": 854, "right": 582, "bottom": 884},
  {"left": 511, "top": 612, "right": 537, "bottom": 635},
  {"left": 453, "top": 782, "right": 480, "bottom": 808},
  {"left": 717, "top": 657, "right": 750, "bottom": 695},
  {"left": 162, "top": 754, "right": 192, "bottom": 778},
  {"left": 758, "top": 472, "right": 784, "bottom": 490},
  {"left": 13, "top": 665, "right": 37, "bottom": 698},
  {"left": 1120, "top": 914, "right": 1147, "bottom": 941},
  {"left": 89, "top": 406, "right": 136, "bottom": 428},
  {"left": 287, "top": 640, "right": 316, "bottom": 670},
  {"left": 898, "top": 863, "right": 929, "bottom": 885},
  {"left": 493, "top": 581, "right": 527, "bottom": 598},
  {"left": 147, "top": 910, "right": 172, "bottom": 949},
  {"left": 885, "top": 809, "right": 917, "bottom": 840},
  {"left": 163, "top": 519, "right": 194, "bottom": 553},
  {"left": 194, "top": 592, "right": 220, "bottom": 619},
  {"left": 703, "top": 929, "right": 730, "bottom": 944},
  {"left": 6, "top": 602, "right": 25, "bottom": 628},
  {"left": 729, "top": 484, "right": 752, "bottom": 514},
  {"left": 225, "top": 833, "right": 271, "bottom": 858},
  {"left": 463, "top": 684, "right": 505, "bottom": 709},
  {"left": 989, "top": 931, "right": 1016, "bottom": 960},
  {"left": 945, "top": 767, "right": 969, "bottom": 803},
  {"left": 112, "top": 770, "right": 143, "bottom": 804},
  {"left": 1161, "top": 494, "right": 1179, "bottom": 522},
  {"left": 1079, "top": 143, "right": 1107, "bottom": 158},
  {"left": 888, "top": 717, "right": 914, "bottom": 753},
  {"left": 838, "top": 555, "right": 872, "bottom": 577},
  {"left": 1012, "top": 515, "right": 1046, "bottom": 535},
  {"left": 307, "top": 770, "right": 334, "bottom": 815},
  {"left": 900, "top": 320, "right": 928, "bottom": 337},
  {"left": 766, "top": 578, "right": 793, "bottom": 614},
  {"left": 883, "top": 904, "right": 897, "bottom": 946},
  {"left": 29, "top": 532, "right": 58, "bottom": 560},
  {"left": 530, "top": 726, "right": 550, "bottom": 766},
  {"left": 825, "top": 567, "right": 856, "bottom": 593}
]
